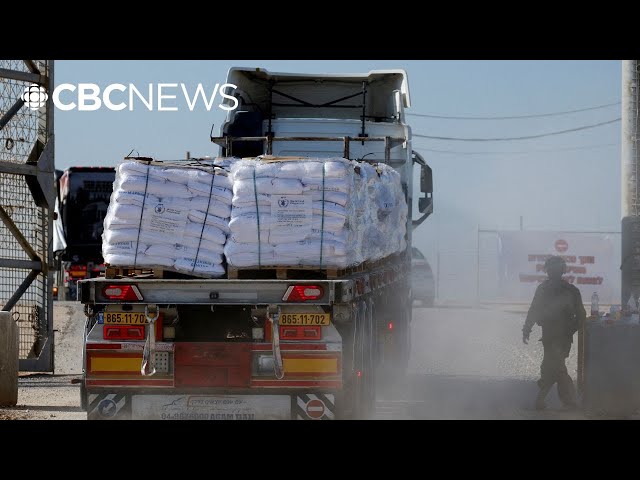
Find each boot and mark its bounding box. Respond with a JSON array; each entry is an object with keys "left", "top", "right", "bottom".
[
  {"left": 535, "top": 383, "right": 553, "bottom": 410},
  {"left": 558, "top": 374, "right": 578, "bottom": 409}
]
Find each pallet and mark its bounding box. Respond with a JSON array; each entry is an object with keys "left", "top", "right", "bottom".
[
  {"left": 103, "top": 265, "right": 215, "bottom": 280},
  {"left": 227, "top": 259, "right": 387, "bottom": 280},
  {"left": 104, "top": 255, "right": 400, "bottom": 281},
  {"left": 104, "top": 265, "right": 165, "bottom": 279}
]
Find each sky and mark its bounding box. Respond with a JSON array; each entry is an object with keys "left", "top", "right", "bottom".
[{"left": 54, "top": 60, "right": 622, "bottom": 298}]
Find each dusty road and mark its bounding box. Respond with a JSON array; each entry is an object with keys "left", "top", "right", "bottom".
[
  {"left": 375, "top": 305, "right": 586, "bottom": 419},
  {"left": 0, "top": 302, "right": 608, "bottom": 420},
  {"left": 0, "top": 301, "right": 85, "bottom": 420}
]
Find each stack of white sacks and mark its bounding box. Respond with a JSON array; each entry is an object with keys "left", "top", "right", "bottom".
[
  {"left": 102, "top": 159, "right": 234, "bottom": 277},
  {"left": 102, "top": 156, "right": 408, "bottom": 276},
  {"left": 224, "top": 157, "right": 407, "bottom": 269}
]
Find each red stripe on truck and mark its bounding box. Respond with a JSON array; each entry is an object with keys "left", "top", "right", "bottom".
[
  {"left": 86, "top": 379, "right": 173, "bottom": 387},
  {"left": 251, "top": 343, "right": 328, "bottom": 351},
  {"left": 251, "top": 379, "right": 341, "bottom": 388}
]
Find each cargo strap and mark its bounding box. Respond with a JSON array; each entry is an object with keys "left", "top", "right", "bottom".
[
  {"left": 192, "top": 165, "right": 217, "bottom": 273},
  {"left": 133, "top": 160, "right": 152, "bottom": 268},
  {"left": 267, "top": 306, "right": 284, "bottom": 380},
  {"left": 253, "top": 166, "right": 262, "bottom": 267},
  {"left": 319, "top": 162, "right": 326, "bottom": 269},
  {"left": 141, "top": 304, "right": 159, "bottom": 376}
]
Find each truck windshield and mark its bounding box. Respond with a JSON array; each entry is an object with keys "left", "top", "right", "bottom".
[{"left": 60, "top": 169, "right": 114, "bottom": 259}]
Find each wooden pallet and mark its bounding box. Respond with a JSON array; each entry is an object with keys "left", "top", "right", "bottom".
[
  {"left": 104, "top": 255, "right": 400, "bottom": 281},
  {"left": 227, "top": 260, "right": 381, "bottom": 280},
  {"left": 104, "top": 265, "right": 165, "bottom": 279}
]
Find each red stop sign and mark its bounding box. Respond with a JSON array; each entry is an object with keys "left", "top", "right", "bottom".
[
  {"left": 306, "top": 399, "right": 325, "bottom": 419},
  {"left": 555, "top": 239, "right": 568, "bottom": 253}
]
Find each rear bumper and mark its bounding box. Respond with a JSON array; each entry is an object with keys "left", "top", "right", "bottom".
[{"left": 86, "top": 390, "right": 336, "bottom": 420}]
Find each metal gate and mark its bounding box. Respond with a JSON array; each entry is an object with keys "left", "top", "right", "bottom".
[{"left": 0, "top": 60, "right": 55, "bottom": 372}]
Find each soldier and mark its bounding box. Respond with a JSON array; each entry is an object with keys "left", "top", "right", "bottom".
[{"left": 522, "top": 255, "right": 586, "bottom": 410}]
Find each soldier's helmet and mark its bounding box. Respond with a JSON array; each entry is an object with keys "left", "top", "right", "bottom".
[{"left": 544, "top": 255, "right": 567, "bottom": 274}]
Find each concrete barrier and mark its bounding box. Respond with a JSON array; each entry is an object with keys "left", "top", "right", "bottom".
[{"left": 0, "top": 311, "right": 18, "bottom": 406}]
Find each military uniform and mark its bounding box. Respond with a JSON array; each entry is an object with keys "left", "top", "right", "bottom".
[{"left": 523, "top": 278, "right": 586, "bottom": 408}]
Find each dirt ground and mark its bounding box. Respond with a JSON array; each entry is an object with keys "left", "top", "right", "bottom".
[{"left": 1, "top": 301, "right": 637, "bottom": 420}]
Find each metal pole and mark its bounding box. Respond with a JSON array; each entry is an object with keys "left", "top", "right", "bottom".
[
  {"left": 476, "top": 225, "right": 480, "bottom": 304},
  {"left": 436, "top": 250, "right": 440, "bottom": 302},
  {"left": 621, "top": 60, "right": 640, "bottom": 307},
  {"left": 622, "top": 60, "right": 638, "bottom": 219},
  {"left": 0, "top": 311, "right": 18, "bottom": 406}
]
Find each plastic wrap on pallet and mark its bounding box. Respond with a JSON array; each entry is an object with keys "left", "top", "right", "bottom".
[
  {"left": 102, "top": 158, "right": 237, "bottom": 277},
  {"left": 369, "top": 162, "right": 408, "bottom": 260},
  {"left": 224, "top": 156, "right": 407, "bottom": 270}
]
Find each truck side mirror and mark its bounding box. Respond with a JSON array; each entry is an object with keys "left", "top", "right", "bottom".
[
  {"left": 413, "top": 151, "right": 433, "bottom": 228},
  {"left": 420, "top": 163, "right": 433, "bottom": 203}
]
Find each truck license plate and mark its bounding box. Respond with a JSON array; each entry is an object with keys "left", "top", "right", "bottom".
[
  {"left": 104, "top": 311, "right": 147, "bottom": 325},
  {"left": 279, "top": 313, "right": 330, "bottom": 326}
]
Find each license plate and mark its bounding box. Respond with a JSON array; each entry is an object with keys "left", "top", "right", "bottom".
[
  {"left": 104, "top": 311, "right": 147, "bottom": 325},
  {"left": 279, "top": 313, "right": 330, "bottom": 326}
]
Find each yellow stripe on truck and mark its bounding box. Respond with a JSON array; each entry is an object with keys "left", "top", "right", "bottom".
[
  {"left": 283, "top": 358, "right": 338, "bottom": 374},
  {"left": 91, "top": 357, "right": 141, "bottom": 373}
]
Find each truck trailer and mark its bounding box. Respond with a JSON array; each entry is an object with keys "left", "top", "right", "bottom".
[
  {"left": 54, "top": 166, "right": 115, "bottom": 300},
  {"left": 77, "top": 68, "right": 433, "bottom": 420}
]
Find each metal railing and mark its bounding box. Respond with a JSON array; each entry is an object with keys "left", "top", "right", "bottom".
[{"left": 211, "top": 135, "right": 406, "bottom": 163}]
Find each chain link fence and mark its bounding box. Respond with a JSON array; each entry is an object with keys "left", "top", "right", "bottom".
[{"left": 0, "top": 60, "right": 54, "bottom": 369}]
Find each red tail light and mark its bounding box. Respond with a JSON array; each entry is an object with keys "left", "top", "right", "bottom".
[
  {"left": 102, "top": 316, "right": 162, "bottom": 341},
  {"left": 280, "top": 326, "right": 322, "bottom": 340},
  {"left": 102, "top": 284, "right": 143, "bottom": 301},
  {"left": 282, "top": 285, "right": 324, "bottom": 302},
  {"left": 103, "top": 325, "right": 145, "bottom": 340}
]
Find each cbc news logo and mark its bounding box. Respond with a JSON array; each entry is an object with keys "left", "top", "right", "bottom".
[{"left": 21, "top": 84, "right": 48, "bottom": 110}]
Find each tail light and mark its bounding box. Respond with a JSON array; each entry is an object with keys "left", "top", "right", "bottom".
[
  {"left": 104, "top": 325, "right": 145, "bottom": 340},
  {"left": 103, "top": 316, "right": 162, "bottom": 341},
  {"left": 282, "top": 285, "right": 324, "bottom": 302},
  {"left": 69, "top": 264, "right": 89, "bottom": 278},
  {"left": 102, "top": 284, "right": 143, "bottom": 301},
  {"left": 280, "top": 326, "right": 322, "bottom": 340}
]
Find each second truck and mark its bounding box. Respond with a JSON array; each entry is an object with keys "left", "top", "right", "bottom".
[{"left": 77, "top": 68, "right": 433, "bottom": 420}]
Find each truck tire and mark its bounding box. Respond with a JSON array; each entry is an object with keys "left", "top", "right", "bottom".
[
  {"left": 395, "top": 307, "right": 411, "bottom": 374},
  {"left": 336, "top": 370, "right": 375, "bottom": 419},
  {"left": 335, "top": 300, "right": 376, "bottom": 419}
]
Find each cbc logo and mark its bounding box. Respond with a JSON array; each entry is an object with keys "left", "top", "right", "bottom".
[{"left": 21, "top": 84, "right": 48, "bottom": 110}]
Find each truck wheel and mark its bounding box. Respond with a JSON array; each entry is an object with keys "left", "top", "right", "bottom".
[
  {"left": 396, "top": 307, "right": 411, "bottom": 374},
  {"left": 336, "top": 300, "right": 376, "bottom": 419},
  {"left": 336, "top": 371, "right": 374, "bottom": 419}
]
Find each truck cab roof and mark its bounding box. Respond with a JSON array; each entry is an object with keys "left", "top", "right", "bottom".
[{"left": 224, "top": 67, "right": 411, "bottom": 122}]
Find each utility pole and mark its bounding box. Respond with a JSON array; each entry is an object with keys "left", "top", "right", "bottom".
[{"left": 621, "top": 60, "right": 640, "bottom": 307}]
